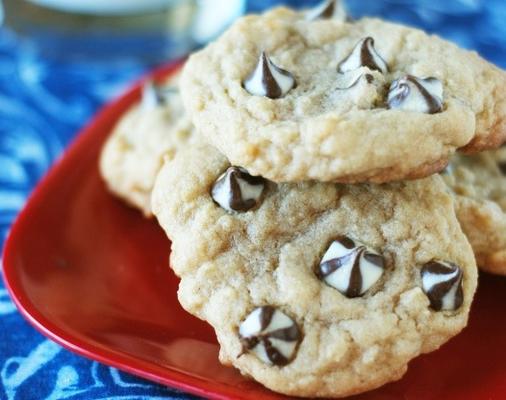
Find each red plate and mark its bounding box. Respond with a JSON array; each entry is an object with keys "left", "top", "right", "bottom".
[{"left": 3, "top": 61, "right": 506, "bottom": 400}]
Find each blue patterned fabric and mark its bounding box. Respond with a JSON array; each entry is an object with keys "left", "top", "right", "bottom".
[{"left": 1, "top": 1, "right": 506, "bottom": 399}]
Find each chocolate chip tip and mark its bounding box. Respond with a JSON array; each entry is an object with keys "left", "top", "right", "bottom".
[
  {"left": 337, "top": 36, "right": 389, "bottom": 74},
  {"left": 421, "top": 260, "right": 464, "bottom": 311},
  {"left": 243, "top": 51, "right": 296, "bottom": 99},
  {"left": 211, "top": 166, "right": 267, "bottom": 213}
]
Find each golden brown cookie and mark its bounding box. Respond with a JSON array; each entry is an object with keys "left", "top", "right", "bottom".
[
  {"left": 181, "top": 7, "right": 506, "bottom": 183},
  {"left": 99, "top": 73, "right": 198, "bottom": 216},
  {"left": 152, "top": 144, "right": 477, "bottom": 398},
  {"left": 443, "top": 148, "right": 506, "bottom": 275}
]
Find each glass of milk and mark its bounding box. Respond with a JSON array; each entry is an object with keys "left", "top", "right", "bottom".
[{"left": 1, "top": 0, "right": 245, "bottom": 63}]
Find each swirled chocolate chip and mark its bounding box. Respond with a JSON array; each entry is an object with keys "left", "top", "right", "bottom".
[
  {"left": 306, "top": 0, "right": 346, "bottom": 21},
  {"left": 338, "top": 37, "right": 388, "bottom": 74},
  {"left": 387, "top": 75, "right": 443, "bottom": 114},
  {"left": 239, "top": 306, "right": 302, "bottom": 366},
  {"left": 421, "top": 260, "right": 463, "bottom": 311},
  {"left": 141, "top": 80, "right": 177, "bottom": 109},
  {"left": 317, "top": 236, "right": 385, "bottom": 298},
  {"left": 497, "top": 161, "right": 506, "bottom": 175},
  {"left": 211, "top": 166, "right": 266, "bottom": 212},
  {"left": 497, "top": 145, "right": 506, "bottom": 173},
  {"left": 243, "top": 52, "right": 296, "bottom": 99},
  {"left": 337, "top": 70, "right": 374, "bottom": 90}
]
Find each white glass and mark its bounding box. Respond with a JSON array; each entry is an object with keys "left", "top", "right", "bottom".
[{"left": 2, "top": 0, "right": 245, "bottom": 62}]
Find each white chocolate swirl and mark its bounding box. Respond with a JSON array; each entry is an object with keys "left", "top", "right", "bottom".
[
  {"left": 318, "top": 236, "right": 385, "bottom": 298},
  {"left": 211, "top": 166, "right": 266, "bottom": 212},
  {"left": 388, "top": 75, "right": 443, "bottom": 114},
  {"left": 338, "top": 37, "right": 388, "bottom": 74},
  {"left": 336, "top": 68, "right": 374, "bottom": 90},
  {"left": 141, "top": 80, "right": 177, "bottom": 110},
  {"left": 306, "top": 0, "right": 347, "bottom": 21},
  {"left": 421, "top": 260, "right": 463, "bottom": 311},
  {"left": 239, "top": 306, "right": 301, "bottom": 366},
  {"left": 243, "top": 52, "right": 296, "bottom": 99}
]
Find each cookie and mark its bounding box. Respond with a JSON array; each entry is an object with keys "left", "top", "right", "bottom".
[
  {"left": 151, "top": 144, "right": 477, "bottom": 397},
  {"left": 443, "top": 148, "right": 506, "bottom": 275},
  {"left": 181, "top": 6, "right": 506, "bottom": 183},
  {"left": 99, "top": 73, "right": 197, "bottom": 216}
]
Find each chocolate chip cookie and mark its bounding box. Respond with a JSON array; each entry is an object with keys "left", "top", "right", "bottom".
[
  {"left": 151, "top": 144, "right": 477, "bottom": 397},
  {"left": 443, "top": 148, "right": 506, "bottom": 275},
  {"left": 99, "top": 73, "right": 197, "bottom": 216},
  {"left": 181, "top": 6, "right": 506, "bottom": 183}
]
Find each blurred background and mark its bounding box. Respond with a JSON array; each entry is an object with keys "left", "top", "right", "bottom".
[{"left": 1, "top": 1, "right": 505, "bottom": 398}]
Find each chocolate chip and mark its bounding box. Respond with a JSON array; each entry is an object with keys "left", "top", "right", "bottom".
[
  {"left": 239, "top": 306, "right": 302, "bottom": 366},
  {"left": 387, "top": 75, "right": 443, "bottom": 114},
  {"left": 211, "top": 166, "right": 266, "bottom": 212},
  {"left": 337, "top": 70, "right": 375, "bottom": 90},
  {"left": 243, "top": 52, "right": 296, "bottom": 99},
  {"left": 306, "top": 0, "right": 347, "bottom": 21},
  {"left": 421, "top": 260, "right": 463, "bottom": 311},
  {"left": 141, "top": 80, "right": 177, "bottom": 109},
  {"left": 317, "top": 236, "right": 385, "bottom": 298},
  {"left": 338, "top": 37, "right": 388, "bottom": 74},
  {"left": 498, "top": 162, "right": 506, "bottom": 175}
]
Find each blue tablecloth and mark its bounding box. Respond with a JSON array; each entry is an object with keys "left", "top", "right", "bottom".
[{"left": 1, "top": 1, "right": 506, "bottom": 399}]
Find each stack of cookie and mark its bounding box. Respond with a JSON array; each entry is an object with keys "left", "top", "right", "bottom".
[{"left": 100, "top": 1, "right": 506, "bottom": 397}]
